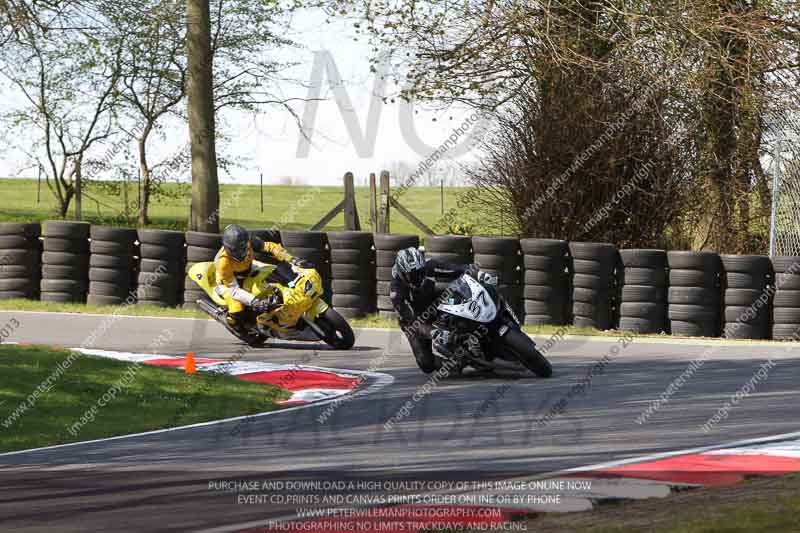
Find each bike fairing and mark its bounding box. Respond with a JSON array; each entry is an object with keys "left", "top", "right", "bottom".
[{"left": 438, "top": 275, "right": 498, "bottom": 323}]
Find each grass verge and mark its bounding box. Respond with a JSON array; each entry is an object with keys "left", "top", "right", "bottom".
[
  {"left": 503, "top": 473, "right": 800, "bottom": 533},
  {"left": 0, "top": 298, "right": 207, "bottom": 318},
  {"left": 0, "top": 298, "right": 786, "bottom": 342},
  {"left": 0, "top": 344, "right": 289, "bottom": 453},
  {"left": 0, "top": 298, "right": 607, "bottom": 337}
]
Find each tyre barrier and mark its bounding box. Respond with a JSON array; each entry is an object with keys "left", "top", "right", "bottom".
[
  {"left": 520, "top": 238, "right": 569, "bottom": 326},
  {"left": 0, "top": 222, "right": 41, "bottom": 300},
  {"left": 771, "top": 256, "right": 800, "bottom": 340},
  {"left": 569, "top": 242, "right": 618, "bottom": 330},
  {"left": 41, "top": 221, "right": 90, "bottom": 303},
  {"left": 667, "top": 251, "right": 723, "bottom": 337},
  {"left": 618, "top": 249, "right": 667, "bottom": 333},
  {"left": 473, "top": 236, "right": 523, "bottom": 318},
  {"left": 136, "top": 229, "right": 185, "bottom": 307},
  {"left": 183, "top": 231, "right": 223, "bottom": 309},
  {"left": 280, "top": 230, "right": 332, "bottom": 300},
  {"left": 423, "top": 235, "right": 473, "bottom": 294},
  {"left": 721, "top": 255, "right": 772, "bottom": 339},
  {"left": 87, "top": 226, "right": 138, "bottom": 306},
  {"left": 7, "top": 221, "right": 800, "bottom": 340},
  {"left": 374, "top": 233, "right": 419, "bottom": 320},
  {"left": 328, "top": 231, "right": 376, "bottom": 318}
]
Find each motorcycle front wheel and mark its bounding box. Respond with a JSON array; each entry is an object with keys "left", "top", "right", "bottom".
[
  {"left": 499, "top": 329, "right": 552, "bottom": 378},
  {"left": 315, "top": 308, "right": 356, "bottom": 349}
]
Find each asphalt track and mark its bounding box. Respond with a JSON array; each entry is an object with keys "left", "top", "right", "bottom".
[{"left": 1, "top": 310, "right": 799, "bottom": 532}]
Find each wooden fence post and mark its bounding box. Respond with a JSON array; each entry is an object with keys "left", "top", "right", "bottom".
[
  {"left": 369, "top": 173, "right": 377, "bottom": 230},
  {"left": 378, "top": 170, "right": 390, "bottom": 233},
  {"left": 343, "top": 171, "right": 360, "bottom": 230},
  {"left": 310, "top": 171, "right": 362, "bottom": 231}
]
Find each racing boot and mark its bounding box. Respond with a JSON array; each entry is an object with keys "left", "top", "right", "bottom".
[{"left": 226, "top": 310, "right": 249, "bottom": 337}]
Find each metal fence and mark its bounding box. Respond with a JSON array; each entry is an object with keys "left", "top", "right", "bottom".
[{"left": 768, "top": 114, "right": 800, "bottom": 257}]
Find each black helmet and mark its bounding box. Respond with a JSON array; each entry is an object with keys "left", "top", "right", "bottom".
[
  {"left": 393, "top": 247, "right": 426, "bottom": 288},
  {"left": 222, "top": 224, "right": 250, "bottom": 262}
]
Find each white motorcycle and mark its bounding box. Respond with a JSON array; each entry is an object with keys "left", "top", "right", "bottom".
[{"left": 427, "top": 273, "right": 553, "bottom": 377}]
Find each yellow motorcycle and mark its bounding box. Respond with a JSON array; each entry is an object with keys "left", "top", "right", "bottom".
[{"left": 188, "top": 261, "right": 355, "bottom": 349}]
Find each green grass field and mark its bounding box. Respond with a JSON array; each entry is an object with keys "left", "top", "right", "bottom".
[
  {"left": 0, "top": 178, "right": 490, "bottom": 238},
  {"left": 0, "top": 344, "right": 288, "bottom": 452}
]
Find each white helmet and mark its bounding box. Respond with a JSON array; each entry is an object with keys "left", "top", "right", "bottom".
[{"left": 393, "top": 247, "right": 426, "bottom": 287}]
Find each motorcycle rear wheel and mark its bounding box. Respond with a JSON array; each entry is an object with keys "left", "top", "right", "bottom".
[
  {"left": 499, "top": 329, "right": 552, "bottom": 377},
  {"left": 315, "top": 308, "right": 356, "bottom": 349}
]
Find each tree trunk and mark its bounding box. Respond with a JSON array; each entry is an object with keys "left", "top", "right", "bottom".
[
  {"left": 54, "top": 169, "right": 75, "bottom": 219},
  {"left": 139, "top": 168, "right": 151, "bottom": 227},
  {"left": 138, "top": 125, "right": 153, "bottom": 226},
  {"left": 59, "top": 188, "right": 74, "bottom": 218},
  {"left": 701, "top": 48, "right": 740, "bottom": 252},
  {"left": 74, "top": 158, "right": 82, "bottom": 221},
  {"left": 186, "top": 0, "right": 220, "bottom": 233},
  {"left": 700, "top": 0, "right": 764, "bottom": 254}
]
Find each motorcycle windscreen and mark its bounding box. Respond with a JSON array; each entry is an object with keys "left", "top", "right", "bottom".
[
  {"left": 441, "top": 277, "right": 472, "bottom": 305},
  {"left": 437, "top": 275, "right": 497, "bottom": 323}
]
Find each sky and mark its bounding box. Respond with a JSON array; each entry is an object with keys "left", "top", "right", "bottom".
[{"left": 0, "top": 9, "right": 490, "bottom": 186}]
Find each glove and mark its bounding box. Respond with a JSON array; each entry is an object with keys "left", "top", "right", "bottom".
[
  {"left": 252, "top": 287, "right": 283, "bottom": 313},
  {"left": 477, "top": 270, "right": 498, "bottom": 286},
  {"left": 291, "top": 257, "right": 315, "bottom": 269}
]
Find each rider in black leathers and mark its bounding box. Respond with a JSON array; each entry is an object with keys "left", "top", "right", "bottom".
[{"left": 391, "top": 247, "right": 496, "bottom": 371}]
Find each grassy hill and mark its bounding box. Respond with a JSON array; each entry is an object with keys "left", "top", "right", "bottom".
[{"left": 0, "top": 178, "right": 494, "bottom": 237}]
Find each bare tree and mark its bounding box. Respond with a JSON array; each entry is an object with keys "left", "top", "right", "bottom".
[
  {"left": 102, "top": 0, "right": 188, "bottom": 225},
  {"left": 354, "top": 0, "right": 800, "bottom": 252},
  {"left": 1, "top": 17, "right": 122, "bottom": 218},
  {"left": 680, "top": 0, "right": 798, "bottom": 253}
]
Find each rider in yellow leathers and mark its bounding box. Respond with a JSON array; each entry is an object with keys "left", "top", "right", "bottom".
[{"left": 214, "top": 224, "right": 312, "bottom": 331}]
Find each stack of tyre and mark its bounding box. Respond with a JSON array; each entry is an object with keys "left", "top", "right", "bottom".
[
  {"left": 183, "top": 231, "right": 222, "bottom": 308},
  {"left": 0, "top": 222, "right": 41, "bottom": 300},
  {"left": 423, "top": 235, "right": 473, "bottom": 294},
  {"left": 666, "top": 251, "right": 722, "bottom": 337},
  {"left": 720, "top": 255, "right": 772, "bottom": 339},
  {"left": 87, "top": 227, "right": 138, "bottom": 306},
  {"left": 617, "top": 250, "right": 668, "bottom": 333},
  {"left": 569, "top": 242, "right": 618, "bottom": 330},
  {"left": 771, "top": 256, "right": 800, "bottom": 340},
  {"left": 374, "top": 234, "right": 419, "bottom": 320},
  {"left": 41, "top": 221, "right": 90, "bottom": 303},
  {"left": 137, "top": 230, "right": 185, "bottom": 307},
  {"left": 472, "top": 236, "right": 523, "bottom": 317},
  {"left": 279, "top": 231, "right": 331, "bottom": 299},
  {"left": 328, "top": 231, "right": 376, "bottom": 318},
  {"left": 520, "top": 239, "right": 569, "bottom": 325}
]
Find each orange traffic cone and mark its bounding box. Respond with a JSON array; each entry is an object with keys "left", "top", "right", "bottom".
[{"left": 185, "top": 352, "right": 197, "bottom": 375}]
